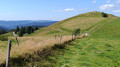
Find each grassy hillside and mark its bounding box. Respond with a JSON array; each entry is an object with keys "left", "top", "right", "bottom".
[
  {"left": 91, "top": 17, "right": 120, "bottom": 40},
  {"left": 0, "top": 11, "right": 118, "bottom": 66},
  {"left": 28, "top": 18, "right": 120, "bottom": 67},
  {"left": 30, "top": 12, "right": 116, "bottom": 36},
  {"left": 11, "top": 17, "right": 120, "bottom": 67}
]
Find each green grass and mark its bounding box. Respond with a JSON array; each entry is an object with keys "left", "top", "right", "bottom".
[
  {"left": 0, "top": 12, "right": 118, "bottom": 67},
  {"left": 91, "top": 17, "right": 120, "bottom": 40},
  {"left": 25, "top": 17, "right": 120, "bottom": 67}
]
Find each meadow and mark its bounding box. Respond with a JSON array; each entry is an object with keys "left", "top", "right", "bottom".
[
  {"left": 27, "top": 17, "right": 120, "bottom": 67},
  {"left": 0, "top": 12, "right": 119, "bottom": 67}
]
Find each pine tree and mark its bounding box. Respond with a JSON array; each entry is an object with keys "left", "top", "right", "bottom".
[
  {"left": 25, "top": 26, "right": 31, "bottom": 34},
  {"left": 16, "top": 26, "right": 20, "bottom": 33},
  {"left": 19, "top": 29, "right": 23, "bottom": 37}
]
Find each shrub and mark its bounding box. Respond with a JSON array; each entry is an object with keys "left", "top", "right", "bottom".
[
  {"left": 102, "top": 12, "right": 108, "bottom": 17},
  {"left": 73, "top": 28, "right": 81, "bottom": 37}
]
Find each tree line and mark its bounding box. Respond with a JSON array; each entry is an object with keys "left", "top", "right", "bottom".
[
  {"left": 0, "top": 29, "right": 6, "bottom": 35},
  {"left": 15, "top": 26, "right": 39, "bottom": 37}
]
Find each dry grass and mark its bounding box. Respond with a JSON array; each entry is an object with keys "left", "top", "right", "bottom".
[{"left": 0, "top": 35, "right": 74, "bottom": 65}]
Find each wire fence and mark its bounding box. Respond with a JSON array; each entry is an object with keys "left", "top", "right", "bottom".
[{"left": 0, "top": 33, "right": 85, "bottom": 67}]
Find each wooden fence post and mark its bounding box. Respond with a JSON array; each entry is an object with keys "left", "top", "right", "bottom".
[
  {"left": 13, "top": 31, "right": 19, "bottom": 46},
  {"left": 60, "top": 35, "right": 62, "bottom": 45},
  {"left": 72, "top": 34, "right": 73, "bottom": 40},
  {"left": 6, "top": 40, "right": 12, "bottom": 67},
  {"left": 16, "top": 37, "right": 19, "bottom": 46}
]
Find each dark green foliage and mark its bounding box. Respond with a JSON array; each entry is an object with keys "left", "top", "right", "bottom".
[
  {"left": 25, "top": 26, "right": 34, "bottom": 34},
  {"left": 23, "top": 27, "right": 26, "bottom": 34},
  {"left": 34, "top": 26, "right": 39, "bottom": 30},
  {"left": 102, "top": 12, "right": 108, "bottom": 17},
  {"left": 31, "top": 27, "right": 34, "bottom": 33},
  {"left": 8, "top": 29, "right": 16, "bottom": 32},
  {"left": 20, "top": 26, "right": 26, "bottom": 34},
  {"left": 18, "top": 29, "right": 23, "bottom": 37},
  {"left": 16, "top": 26, "right": 20, "bottom": 33},
  {"left": 15, "top": 26, "right": 38, "bottom": 37},
  {"left": 73, "top": 28, "right": 81, "bottom": 36},
  {"left": 1, "top": 29, "right": 6, "bottom": 34}
]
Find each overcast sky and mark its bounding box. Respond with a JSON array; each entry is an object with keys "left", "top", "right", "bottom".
[{"left": 0, "top": 0, "right": 120, "bottom": 21}]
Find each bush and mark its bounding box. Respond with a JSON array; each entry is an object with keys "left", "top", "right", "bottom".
[
  {"left": 73, "top": 28, "right": 81, "bottom": 36},
  {"left": 34, "top": 26, "right": 39, "bottom": 30},
  {"left": 102, "top": 12, "right": 108, "bottom": 17}
]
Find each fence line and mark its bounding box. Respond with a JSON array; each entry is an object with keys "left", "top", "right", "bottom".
[{"left": 2, "top": 33, "right": 84, "bottom": 66}]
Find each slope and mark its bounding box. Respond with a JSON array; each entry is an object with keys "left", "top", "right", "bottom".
[
  {"left": 0, "top": 12, "right": 118, "bottom": 66},
  {"left": 29, "top": 18, "right": 120, "bottom": 67},
  {"left": 31, "top": 11, "right": 117, "bottom": 36}
]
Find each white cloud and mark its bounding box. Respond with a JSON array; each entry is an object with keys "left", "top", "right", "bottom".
[
  {"left": 99, "top": 4, "right": 116, "bottom": 10},
  {"left": 115, "top": 0, "right": 120, "bottom": 3},
  {"left": 57, "top": 8, "right": 87, "bottom": 12},
  {"left": 57, "top": 8, "right": 76, "bottom": 12},
  {"left": 113, "top": 10, "right": 120, "bottom": 13},
  {"left": 92, "top": 0, "right": 96, "bottom": 4},
  {"left": 106, "top": 0, "right": 111, "bottom": 3}
]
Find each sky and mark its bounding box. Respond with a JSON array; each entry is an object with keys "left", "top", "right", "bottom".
[{"left": 0, "top": 0, "right": 120, "bottom": 21}]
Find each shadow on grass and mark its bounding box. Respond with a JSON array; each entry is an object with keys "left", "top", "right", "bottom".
[{"left": 0, "top": 39, "right": 75, "bottom": 67}]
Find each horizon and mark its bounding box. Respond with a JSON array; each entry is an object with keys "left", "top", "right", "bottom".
[{"left": 0, "top": 0, "right": 120, "bottom": 21}]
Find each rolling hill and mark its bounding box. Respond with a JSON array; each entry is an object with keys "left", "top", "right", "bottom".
[
  {"left": 24, "top": 13, "right": 120, "bottom": 67},
  {"left": 30, "top": 11, "right": 117, "bottom": 36},
  {"left": 0, "top": 26, "right": 8, "bottom": 31},
  {"left": 0, "top": 11, "right": 119, "bottom": 67},
  {"left": 0, "top": 20, "right": 58, "bottom": 30}
]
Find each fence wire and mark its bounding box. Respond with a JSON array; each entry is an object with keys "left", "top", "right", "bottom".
[{"left": 0, "top": 34, "right": 84, "bottom": 67}]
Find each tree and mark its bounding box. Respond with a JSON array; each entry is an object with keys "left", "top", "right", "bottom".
[
  {"left": 31, "top": 27, "right": 34, "bottom": 33},
  {"left": 25, "top": 26, "right": 32, "bottom": 34},
  {"left": 34, "top": 26, "right": 39, "bottom": 30},
  {"left": 16, "top": 26, "right": 20, "bottom": 33},
  {"left": 23, "top": 27, "right": 26, "bottom": 34},
  {"left": 102, "top": 12, "right": 108, "bottom": 17},
  {"left": 1, "top": 29, "right": 6, "bottom": 34},
  {"left": 18, "top": 29, "right": 23, "bottom": 37},
  {"left": 73, "top": 28, "right": 81, "bottom": 37}
]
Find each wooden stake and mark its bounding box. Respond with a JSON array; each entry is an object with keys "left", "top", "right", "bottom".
[
  {"left": 6, "top": 40, "right": 11, "bottom": 67},
  {"left": 60, "top": 35, "right": 62, "bottom": 45}
]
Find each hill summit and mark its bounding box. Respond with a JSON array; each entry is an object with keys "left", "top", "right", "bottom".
[{"left": 30, "top": 11, "right": 117, "bottom": 36}]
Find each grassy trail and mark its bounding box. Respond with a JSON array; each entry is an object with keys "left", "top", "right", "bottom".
[{"left": 30, "top": 37, "right": 119, "bottom": 67}]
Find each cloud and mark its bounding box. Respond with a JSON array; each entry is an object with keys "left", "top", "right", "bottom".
[
  {"left": 113, "top": 10, "right": 120, "bottom": 13},
  {"left": 99, "top": 4, "right": 116, "bottom": 10},
  {"left": 115, "top": 0, "right": 120, "bottom": 3},
  {"left": 57, "top": 8, "right": 87, "bottom": 12},
  {"left": 106, "top": 0, "right": 111, "bottom": 3},
  {"left": 92, "top": 0, "right": 96, "bottom": 4}
]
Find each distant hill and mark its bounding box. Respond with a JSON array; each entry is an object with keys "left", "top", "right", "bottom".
[
  {"left": 0, "top": 26, "right": 8, "bottom": 31},
  {"left": 0, "top": 20, "right": 58, "bottom": 29},
  {"left": 32, "top": 11, "right": 117, "bottom": 36}
]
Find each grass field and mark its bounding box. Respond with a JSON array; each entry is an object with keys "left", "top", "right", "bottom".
[
  {"left": 22, "top": 17, "right": 120, "bottom": 67},
  {"left": 0, "top": 12, "right": 119, "bottom": 66}
]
